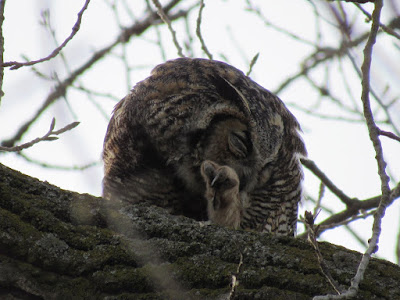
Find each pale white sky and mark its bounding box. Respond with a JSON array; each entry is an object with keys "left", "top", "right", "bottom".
[{"left": 1, "top": 0, "right": 399, "bottom": 263}]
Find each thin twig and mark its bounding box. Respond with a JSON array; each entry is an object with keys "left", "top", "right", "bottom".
[
  {"left": 301, "top": 158, "right": 358, "bottom": 207},
  {"left": 0, "top": 0, "right": 5, "bottom": 103},
  {"left": 196, "top": 0, "right": 212, "bottom": 59},
  {"left": 18, "top": 152, "right": 98, "bottom": 171},
  {"left": 228, "top": 253, "right": 243, "bottom": 300},
  {"left": 183, "top": 13, "right": 195, "bottom": 57},
  {"left": 151, "top": 0, "right": 185, "bottom": 57},
  {"left": 314, "top": 1, "right": 387, "bottom": 299},
  {"left": 71, "top": 85, "right": 120, "bottom": 102},
  {"left": 313, "top": 182, "right": 325, "bottom": 217},
  {"left": 298, "top": 182, "right": 400, "bottom": 240},
  {"left": 303, "top": 74, "right": 363, "bottom": 117},
  {"left": 350, "top": 0, "right": 390, "bottom": 295},
  {"left": 345, "top": 48, "right": 400, "bottom": 136},
  {"left": 378, "top": 129, "right": 400, "bottom": 142},
  {"left": 246, "top": 52, "right": 259, "bottom": 76},
  {"left": 305, "top": 211, "right": 343, "bottom": 295},
  {"left": 0, "top": 118, "right": 79, "bottom": 152},
  {"left": 274, "top": 34, "right": 369, "bottom": 95},
  {"left": 314, "top": 210, "right": 375, "bottom": 237},
  {"left": 2, "top": 0, "right": 91, "bottom": 70},
  {"left": 245, "top": 0, "right": 316, "bottom": 47},
  {"left": 0, "top": 43, "right": 113, "bottom": 149},
  {"left": 41, "top": 9, "right": 72, "bottom": 75},
  {"left": 109, "top": 0, "right": 133, "bottom": 94},
  {"left": 287, "top": 102, "right": 365, "bottom": 123},
  {"left": 145, "top": 0, "right": 168, "bottom": 61},
  {"left": 1, "top": 0, "right": 189, "bottom": 148},
  {"left": 396, "top": 224, "right": 400, "bottom": 265},
  {"left": 355, "top": 3, "right": 400, "bottom": 40}
]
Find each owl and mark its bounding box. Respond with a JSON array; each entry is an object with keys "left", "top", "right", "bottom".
[{"left": 103, "top": 58, "right": 306, "bottom": 236}]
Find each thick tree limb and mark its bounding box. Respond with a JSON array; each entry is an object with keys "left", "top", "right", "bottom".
[{"left": 0, "top": 163, "right": 399, "bottom": 299}]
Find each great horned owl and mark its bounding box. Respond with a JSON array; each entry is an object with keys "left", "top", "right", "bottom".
[{"left": 103, "top": 58, "right": 306, "bottom": 236}]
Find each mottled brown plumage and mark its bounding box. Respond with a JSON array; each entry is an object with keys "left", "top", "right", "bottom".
[{"left": 103, "top": 58, "right": 306, "bottom": 235}]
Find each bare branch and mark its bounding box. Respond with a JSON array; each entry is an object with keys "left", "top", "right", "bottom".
[
  {"left": 355, "top": 3, "right": 400, "bottom": 40},
  {"left": 245, "top": 0, "right": 316, "bottom": 47},
  {"left": 299, "top": 161, "right": 400, "bottom": 239},
  {"left": 344, "top": 46, "right": 400, "bottom": 136},
  {"left": 313, "top": 182, "right": 325, "bottom": 217},
  {"left": 378, "top": 128, "right": 400, "bottom": 142},
  {"left": 0, "top": 0, "right": 5, "bottom": 103},
  {"left": 228, "top": 252, "right": 243, "bottom": 300},
  {"left": 303, "top": 209, "right": 372, "bottom": 238},
  {"left": 18, "top": 152, "right": 98, "bottom": 171},
  {"left": 301, "top": 158, "right": 358, "bottom": 207},
  {"left": 1, "top": 0, "right": 189, "bottom": 148},
  {"left": 196, "top": 0, "right": 212, "bottom": 59},
  {"left": 0, "top": 118, "right": 79, "bottom": 152},
  {"left": 305, "top": 211, "right": 343, "bottom": 295},
  {"left": 2, "top": 0, "right": 91, "bottom": 70},
  {"left": 397, "top": 226, "right": 400, "bottom": 265},
  {"left": 301, "top": 157, "right": 399, "bottom": 238},
  {"left": 151, "top": 0, "right": 185, "bottom": 57},
  {"left": 287, "top": 102, "right": 364, "bottom": 123},
  {"left": 246, "top": 52, "right": 259, "bottom": 76},
  {"left": 314, "top": 1, "right": 387, "bottom": 298},
  {"left": 313, "top": 181, "right": 399, "bottom": 238},
  {"left": 334, "top": 0, "right": 374, "bottom": 3}
]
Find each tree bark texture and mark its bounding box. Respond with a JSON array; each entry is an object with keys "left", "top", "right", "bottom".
[{"left": 0, "top": 163, "right": 399, "bottom": 299}]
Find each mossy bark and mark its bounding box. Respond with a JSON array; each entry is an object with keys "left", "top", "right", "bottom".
[{"left": 0, "top": 163, "right": 399, "bottom": 299}]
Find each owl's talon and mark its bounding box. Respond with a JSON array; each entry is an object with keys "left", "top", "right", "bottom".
[{"left": 201, "top": 160, "right": 242, "bottom": 229}]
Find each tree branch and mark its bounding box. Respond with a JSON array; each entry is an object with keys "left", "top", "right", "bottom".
[
  {"left": 0, "top": 118, "right": 79, "bottom": 152},
  {"left": 196, "top": 0, "right": 213, "bottom": 60},
  {"left": 1, "top": 0, "right": 189, "bottom": 148},
  {"left": 151, "top": 0, "right": 185, "bottom": 57},
  {"left": 314, "top": 1, "right": 388, "bottom": 298},
  {"left": 378, "top": 128, "right": 400, "bottom": 143},
  {"left": 301, "top": 158, "right": 358, "bottom": 207},
  {"left": 1, "top": 162, "right": 400, "bottom": 299},
  {"left": 300, "top": 156, "right": 400, "bottom": 238},
  {"left": 355, "top": 2, "right": 400, "bottom": 40},
  {"left": 2, "top": 0, "right": 91, "bottom": 70},
  {"left": 0, "top": 0, "right": 5, "bottom": 103}
]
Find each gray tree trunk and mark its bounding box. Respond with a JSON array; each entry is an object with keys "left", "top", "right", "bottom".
[{"left": 0, "top": 163, "right": 399, "bottom": 299}]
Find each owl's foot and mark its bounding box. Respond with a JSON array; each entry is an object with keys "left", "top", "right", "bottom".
[{"left": 200, "top": 160, "right": 242, "bottom": 229}]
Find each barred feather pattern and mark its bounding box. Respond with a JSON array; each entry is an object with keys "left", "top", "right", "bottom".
[{"left": 103, "top": 58, "right": 307, "bottom": 235}]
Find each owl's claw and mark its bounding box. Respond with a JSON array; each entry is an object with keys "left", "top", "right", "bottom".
[
  {"left": 200, "top": 160, "right": 242, "bottom": 229},
  {"left": 211, "top": 175, "right": 218, "bottom": 187}
]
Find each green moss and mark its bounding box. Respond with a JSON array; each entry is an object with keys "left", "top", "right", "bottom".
[
  {"left": 92, "top": 265, "right": 153, "bottom": 293},
  {"left": 174, "top": 255, "right": 235, "bottom": 289},
  {"left": 2, "top": 163, "right": 400, "bottom": 299},
  {"left": 0, "top": 208, "right": 43, "bottom": 257}
]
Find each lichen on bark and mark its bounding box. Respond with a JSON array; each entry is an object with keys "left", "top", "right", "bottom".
[{"left": 1, "top": 163, "right": 399, "bottom": 299}]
